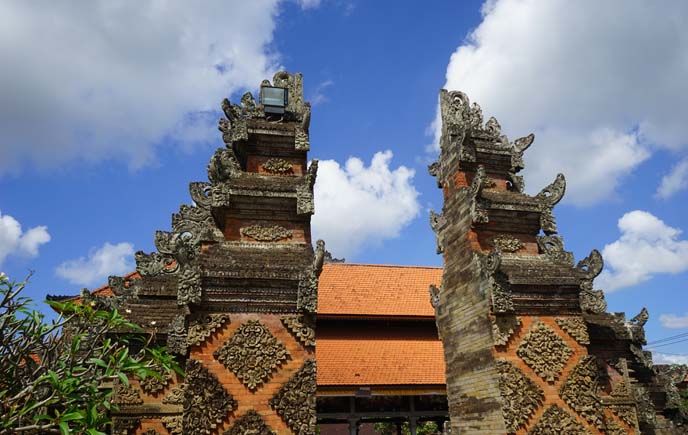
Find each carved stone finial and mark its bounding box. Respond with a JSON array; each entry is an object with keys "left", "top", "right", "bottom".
[
  {"left": 577, "top": 249, "right": 604, "bottom": 279},
  {"left": 536, "top": 173, "right": 566, "bottom": 235},
  {"left": 429, "top": 284, "right": 441, "bottom": 309},
  {"left": 510, "top": 133, "right": 534, "bottom": 172},
  {"left": 468, "top": 165, "right": 490, "bottom": 224},
  {"left": 207, "top": 148, "right": 241, "bottom": 184},
  {"left": 630, "top": 307, "right": 649, "bottom": 327},
  {"left": 313, "top": 239, "right": 325, "bottom": 276},
  {"left": 429, "top": 211, "right": 446, "bottom": 254}
]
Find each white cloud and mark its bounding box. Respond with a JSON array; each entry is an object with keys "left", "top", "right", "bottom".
[
  {"left": 657, "top": 158, "right": 688, "bottom": 199},
  {"left": 310, "top": 79, "right": 334, "bottom": 106},
  {"left": 660, "top": 313, "right": 688, "bottom": 329},
  {"left": 297, "top": 0, "right": 321, "bottom": 9},
  {"left": 653, "top": 353, "right": 688, "bottom": 365},
  {"left": 596, "top": 211, "right": 688, "bottom": 291},
  {"left": 0, "top": 211, "right": 51, "bottom": 265},
  {"left": 435, "top": 0, "right": 688, "bottom": 205},
  {"left": 0, "top": 1, "right": 282, "bottom": 174},
  {"left": 312, "top": 151, "right": 420, "bottom": 258},
  {"left": 56, "top": 242, "right": 134, "bottom": 287}
]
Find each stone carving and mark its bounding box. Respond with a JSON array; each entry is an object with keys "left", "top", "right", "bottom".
[
  {"left": 281, "top": 315, "right": 315, "bottom": 347},
  {"left": 577, "top": 249, "right": 608, "bottom": 314},
  {"left": 112, "top": 380, "right": 143, "bottom": 406},
  {"left": 224, "top": 410, "right": 276, "bottom": 435},
  {"left": 491, "top": 274, "right": 514, "bottom": 314},
  {"left": 207, "top": 147, "right": 241, "bottom": 183},
  {"left": 270, "top": 359, "right": 317, "bottom": 435},
  {"left": 429, "top": 211, "right": 446, "bottom": 254},
  {"left": 495, "top": 359, "right": 544, "bottom": 432},
  {"left": 492, "top": 315, "right": 521, "bottom": 346},
  {"left": 468, "top": 165, "right": 489, "bottom": 224},
  {"left": 171, "top": 203, "right": 219, "bottom": 246},
  {"left": 630, "top": 307, "right": 649, "bottom": 327},
  {"left": 296, "top": 160, "right": 318, "bottom": 215},
  {"left": 611, "top": 405, "right": 638, "bottom": 429},
  {"left": 428, "top": 161, "right": 442, "bottom": 187},
  {"left": 183, "top": 359, "right": 237, "bottom": 434},
  {"left": 439, "top": 90, "right": 471, "bottom": 152},
  {"left": 560, "top": 356, "right": 604, "bottom": 429},
  {"left": 535, "top": 173, "right": 566, "bottom": 235},
  {"left": 528, "top": 405, "right": 591, "bottom": 435},
  {"left": 187, "top": 313, "right": 230, "bottom": 347},
  {"left": 240, "top": 224, "right": 293, "bottom": 242},
  {"left": 491, "top": 235, "right": 523, "bottom": 253},
  {"left": 162, "top": 384, "right": 186, "bottom": 405},
  {"left": 510, "top": 133, "right": 534, "bottom": 173},
  {"left": 162, "top": 416, "right": 182, "bottom": 435},
  {"left": 219, "top": 98, "right": 249, "bottom": 145},
  {"left": 429, "top": 284, "right": 441, "bottom": 309},
  {"left": 140, "top": 365, "right": 173, "bottom": 395},
  {"left": 298, "top": 239, "right": 324, "bottom": 313},
  {"left": 141, "top": 429, "right": 160, "bottom": 435},
  {"left": 604, "top": 420, "right": 627, "bottom": 435},
  {"left": 577, "top": 249, "right": 604, "bottom": 279},
  {"left": 537, "top": 235, "right": 574, "bottom": 266},
  {"left": 166, "top": 314, "right": 188, "bottom": 355},
  {"left": 263, "top": 158, "right": 294, "bottom": 174},
  {"left": 633, "top": 385, "right": 656, "bottom": 427},
  {"left": 214, "top": 320, "right": 289, "bottom": 391},
  {"left": 517, "top": 321, "right": 572, "bottom": 382},
  {"left": 112, "top": 417, "right": 140, "bottom": 435},
  {"left": 556, "top": 317, "right": 590, "bottom": 345}
]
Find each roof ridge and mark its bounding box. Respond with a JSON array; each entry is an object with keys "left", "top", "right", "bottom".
[{"left": 324, "top": 262, "right": 443, "bottom": 270}]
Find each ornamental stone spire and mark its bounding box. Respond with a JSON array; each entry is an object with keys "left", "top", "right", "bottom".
[{"left": 430, "top": 90, "right": 686, "bottom": 435}]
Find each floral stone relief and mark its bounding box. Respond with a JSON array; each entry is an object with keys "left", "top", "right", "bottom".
[{"left": 517, "top": 321, "right": 572, "bottom": 382}]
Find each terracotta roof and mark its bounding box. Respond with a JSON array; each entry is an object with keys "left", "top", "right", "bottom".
[
  {"left": 316, "top": 336, "right": 446, "bottom": 386},
  {"left": 318, "top": 263, "right": 442, "bottom": 317}
]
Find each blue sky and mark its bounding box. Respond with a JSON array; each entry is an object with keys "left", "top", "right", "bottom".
[{"left": 0, "top": 0, "right": 687, "bottom": 362}]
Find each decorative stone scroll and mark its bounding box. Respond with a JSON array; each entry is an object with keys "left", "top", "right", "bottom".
[
  {"left": 537, "top": 235, "right": 574, "bottom": 266},
  {"left": 183, "top": 359, "right": 237, "bottom": 434},
  {"left": 528, "top": 405, "right": 591, "bottom": 435},
  {"left": 162, "top": 416, "right": 182, "bottom": 435},
  {"left": 510, "top": 133, "right": 534, "bottom": 173},
  {"left": 468, "top": 165, "right": 489, "bottom": 224},
  {"left": 224, "top": 410, "right": 276, "bottom": 435},
  {"left": 263, "top": 158, "right": 294, "bottom": 175},
  {"left": 207, "top": 147, "right": 241, "bottom": 184},
  {"left": 240, "top": 224, "right": 293, "bottom": 242},
  {"left": 492, "top": 235, "right": 523, "bottom": 253},
  {"left": 298, "top": 239, "right": 325, "bottom": 314},
  {"left": 270, "top": 359, "right": 317, "bottom": 435},
  {"left": 296, "top": 160, "right": 318, "bottom": 215},
  {"left": 140, "top": 365, "right": 173, "bottom": 395},
  {"left": 577, "top": 250, "right": 608, "bottom": 314},
  {"left": 429, "top": 211, "right": 446, "bottom": 254},
  {"left": 560, "top": 356, "right": 604, "bottom": 429},
  {"left": 535, "top": 173, "right": 566, "bottom": 235},
  {"left": 556, "top": 317, "right": 590, "bottom": 345},
  {"left": 281, "top": 315, "right": 315, "bottom": 347},
  {"left": 214, "top": 320, "right": 289, "bottom": 391},
  {"left": 491, "top": 275, "right": 514, "bottom": 314},
  {"left": 112, "top": 380, "right": 143, "bottom": 406},
  {"left": 495, "top": 359, "right": 544, "bottom": 432},
  {"left": 517, "top": 321, "right": 572, "bottom": 382},
  {"left": 187, "top": 313, "right": 229, "bottom": 347}
]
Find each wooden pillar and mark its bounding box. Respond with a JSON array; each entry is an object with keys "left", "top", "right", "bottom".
[
  {"left": 409, "top": 417, "right": 418, "bottom": 435},
  {"left": 348, "top": 418, "right": 358, "bottom": 435}
]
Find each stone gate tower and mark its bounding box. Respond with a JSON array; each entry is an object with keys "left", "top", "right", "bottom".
[
  {"left": 429, "top": 90, "right": 686, "bottom": 435},
  {"left": 108, "top": 71, "right": 320, "bottom": 435}
]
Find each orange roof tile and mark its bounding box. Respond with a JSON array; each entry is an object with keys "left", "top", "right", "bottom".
[
  {"left": 318, "top": 263, "right": 442, "bottom": 317},
  {"left": 316, "top": 336, "right": 446, "bottom": 386}
]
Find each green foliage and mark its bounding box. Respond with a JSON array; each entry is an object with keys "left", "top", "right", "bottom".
[
  {"left": 0, "top": 274, "right": 179, "bottom": 435},
  {"left": 373, "top": 421, "right": 440, "bottom": 435}
]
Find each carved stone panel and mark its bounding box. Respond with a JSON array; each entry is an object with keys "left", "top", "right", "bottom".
[
  {"left": 270, "top": 359, "right": 317, "bottom": 435},
  {"left": 517, "top": 321, "right": 572, "bottom": 382},
  {"left": 263, "top": 158, "right": 294, "bottom": 175},
  {"left": 495, "top": 359, "right": 544, "bottom": 433},
  {"left": 183, "top": 359, "right": 237, "bottom": 434},
  {"left": 528, "top": 405, "right": 591, "bottom": 435},
  {"left": 140, "top": 365, "right": 173, "bottom": 395},
  {"left": 560, "top": 356, "right": 604, "bottom": 429},
  {"left": 224, "top": 410, "right": 276, "bottom": 435},
  {"left": 112, "top": 417, "right": 140, "bottom": 435},
  {"left": 492, "top": 235, "right": 524, "bottom": 253},
  {"left": 187, "top": 313, "right": 230, "bottom": 347},
  {"left": 162, "top": 415, "right": 182, "bottom": 435},
  {"left": 492, "top": 315, "right": 521, "bottom": 347},
  {"left": 112, "top": 380, "right": 143, "bottom": 406},
  {"left": 162, "top": 384, "right": 186, "bottom": 405},
  {"left": 240, "top": 225, "right": 293, "bottom": 242},
  {"left": 556, "top": 317, "right": 590, "bottom": 345},
  {"left": 281, "top": 315, "right": 315, "bottom": 347},
  {"left": 214, "top": 320, "right": 290, "bottom": 391}
]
